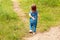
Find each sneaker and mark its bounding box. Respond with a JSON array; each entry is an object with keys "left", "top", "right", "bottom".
[
  {"left": 33, "top": 32, "right": 36, "bottom": 35},
  {"left": 29, "top": 30, "right": 33, "bottom": 33}
]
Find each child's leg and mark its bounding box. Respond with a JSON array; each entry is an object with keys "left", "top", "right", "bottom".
[
  {"left": 33, "top": 24, "right": 37, "bottom": 32},
  {"left": 30, "top": 23, "right": 33, "bottom": 31}
]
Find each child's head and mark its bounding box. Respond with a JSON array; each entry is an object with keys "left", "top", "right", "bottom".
[{"left": 31, "top": 4, "right": 36, "bottom": 12}]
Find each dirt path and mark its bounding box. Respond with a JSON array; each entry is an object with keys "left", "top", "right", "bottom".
[
  {"left": 11, "top": 0, "right": 28, "bottom": 23},
  {"left": 24, "top": 26, "right": 60, "bottom": 40}
]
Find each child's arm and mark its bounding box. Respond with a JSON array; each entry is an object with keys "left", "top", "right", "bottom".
[
  {"left": 29, "top": 13, "right": 35, "bottom": 20},
  {"left": 29, "top": 13, "right": 32, "bottom": 18}
]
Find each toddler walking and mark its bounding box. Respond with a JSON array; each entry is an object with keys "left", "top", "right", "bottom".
[{"left": 29, "top": 4, "right": 38, "bottom": 34}]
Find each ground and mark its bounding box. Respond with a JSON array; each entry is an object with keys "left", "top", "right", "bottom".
[
  {"left": 12, "top": 0, "right": 28, "bottom": 23},
  {"left": 24, "top": 26, "right": 60, "bottom": 40}
]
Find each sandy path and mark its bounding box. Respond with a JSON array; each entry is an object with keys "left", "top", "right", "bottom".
[
  {"left": 11, "top": 0, "right": 28, "bottom": 23},
  {"left": 25, "top": 26, "right": 60, "bottom": 40}
]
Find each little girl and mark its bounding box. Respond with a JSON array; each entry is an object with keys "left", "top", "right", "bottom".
[{"left": 29, "top": 4, "right": 38, "bottom": 34}]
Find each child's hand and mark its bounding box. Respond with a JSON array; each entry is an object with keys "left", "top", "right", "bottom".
[{"left": 32, "top": 17, "right": 35, "bottom": 20}]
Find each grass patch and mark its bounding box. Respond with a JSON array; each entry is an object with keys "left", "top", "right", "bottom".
[{"left": 0, "top": 0, "right": 28, "bottom": 40}]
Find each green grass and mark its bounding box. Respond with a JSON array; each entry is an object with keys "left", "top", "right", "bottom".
[
  {"left": 18, "top": 0, "right": 60, "bottom": 32},
  {"left": 0, "top": 0, "right": 60, "bottom": 40},
  {"left": 0, "top": 0, "right": 28, "bottom": 40}
]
